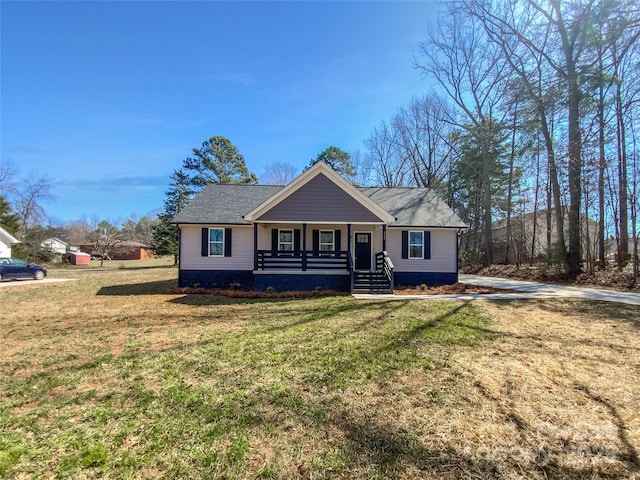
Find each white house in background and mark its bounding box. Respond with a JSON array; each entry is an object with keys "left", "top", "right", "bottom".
[
  {"left": 42, "top": 237, "right": 69, "bottom": 255},
  {"left": 173, "top": 161, "right": 467, "bottom": 293},
  {"left": 0, "top": 226, "right": 19, "bottom": 257}
]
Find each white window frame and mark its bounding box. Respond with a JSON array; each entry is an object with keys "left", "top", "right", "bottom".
[
  {"left": 409, "top": 231, "right": 424, "bottom": 259},
  {"left": 278, "top": 229, "right": 294, "bottom": 252},
  {"left": 319, "top": 230, "right": 334, "bottom": 255},
  {"left": 209, "top": 228, "right": 224, "bottom": 257}
]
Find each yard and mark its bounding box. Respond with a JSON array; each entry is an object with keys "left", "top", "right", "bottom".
[{"left": 1, "top": 259, "right": 638, "bottom": 479}]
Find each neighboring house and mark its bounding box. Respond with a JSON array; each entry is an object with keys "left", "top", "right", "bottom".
[
  {"left": 173, "top": 161, "right": 466, "bottom": 293},
  {"left": 79, "top": 241, "right": 154, "bottom": 260},
  {"left": 42, "top": 237, "right": 69, "bottom": 255},
  {"left": 113, "top": 241, "right": 155, "bottom": 260},
  {"left": 0, "top": 226, "right": 19, "bottom": 257},
  {"left": 492, "top": 209, "right": 600, "bottom": 264}
]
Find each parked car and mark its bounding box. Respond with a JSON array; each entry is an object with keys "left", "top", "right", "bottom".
[{"left": 0, "top": 257, "right": 48, "bottom": 281}]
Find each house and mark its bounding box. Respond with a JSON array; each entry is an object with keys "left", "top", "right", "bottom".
[
  {"left": 0, "top": 226, "right": 19, "bottom": 257},
  {"left": 42, "top": 237, "right": 69, "bottom": 255},
  {"left": 173, "top": 161, "right": 466, "bottom": 293},
  {"left": 79, "top": 241, "right": 154, "bottom": 261},
  {"left": 492, "top": 209, "right": 600, "bottom": 264},
  {"left": 113, "top": 241, "right": 155, "bottom": 260}
]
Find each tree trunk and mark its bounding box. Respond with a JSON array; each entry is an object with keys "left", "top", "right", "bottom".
[
  {"left": 615, "top": 73, "right": 630, "bottom": 268},
  {"left": 482, "top": 140, "right": 494, "bottom": 266},
  {"left": 597, "top": 50, "right": 607, "bottom": 269},
  {"left": 565, "top": 49, "right": 583, "bottom": 277},
  {"left": 505, "top": 104, "right": 518, "bottom": 264}
]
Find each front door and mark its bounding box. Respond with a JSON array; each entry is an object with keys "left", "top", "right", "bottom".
[{"left": 354, "top": 232, "right": 372, "bottom": 270}]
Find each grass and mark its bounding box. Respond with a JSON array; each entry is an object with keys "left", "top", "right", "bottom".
[{"left": 1, "top": 259, "right": 639, "bottom": 479}]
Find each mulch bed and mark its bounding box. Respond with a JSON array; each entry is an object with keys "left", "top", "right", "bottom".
[
  {"left": 168, "top": 287, "right": 347, "bottom": 298},
  {"left": 170, "top": 282, "right": 515, "bottom": 298}
]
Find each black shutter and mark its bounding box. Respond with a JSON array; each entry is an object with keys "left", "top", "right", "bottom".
[
  {"left": 224, "top": 228, "right": 232, "bottom": 257},
  {"left": 312, "top": 229, "right": 319, "bottom": 256},
  {"left": 334, "top": 229, "right": 341, "bottom": 252},
  {"left": 401, "top": 230, "right": 408, "bottom": 259},
  {"left": 271, "top": 229, "right": 278, "bottom": 253},
  {"left": 201, "top": 228, "right": 209, "bottom": 257},
  {"left": 294, "top": 229, "right": 301, "bottom": 255},
  {"left": 424, "top": 231, "right": 431, "bottom": 259}
]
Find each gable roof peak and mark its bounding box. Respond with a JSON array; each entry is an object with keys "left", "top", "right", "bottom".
[{"left": 243, "top": 161, "right": 396, "bottom": 223}]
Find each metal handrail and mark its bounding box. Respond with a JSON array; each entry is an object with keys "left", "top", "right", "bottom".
[
  {"left": 376, "top": 251, "right": 394, "bottom": 290},
  {"left": 347, "top": 251, "right": 355, "bottom": 291}
]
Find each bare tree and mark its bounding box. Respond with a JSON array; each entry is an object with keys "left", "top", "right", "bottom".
[
  {"left": 392, "top": 94, "right": 454, "bottom": 194},
  {"left": 364, "top": 120, "right": 409, "bottom": 187},
  {"left": 0, "top": 160, "right": 18, "bottom": 192},
  {"left": 347, "top": 148, "right": 374, "bottom": 186},
  {"left": 416, "top": 4, "right": 510, "bottom": 266},
  {"left": 259, "top": 161, "right": 299, "bottom": 185},
  {"left": 14, "top": 175, "right": 55, "bottom": 237},
  {"left": 85, "top": 216, "right": 124, "bottom": 267}
]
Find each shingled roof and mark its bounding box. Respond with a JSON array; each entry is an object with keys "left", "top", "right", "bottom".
[
  {"left": 173, "top": 183, "right": 465, "bottom": 228},
  {"left": 361, "top": 187, "right": 466, "bottom": 228},
  {"left": 173, "top": 184, "right": 282, "bottom": 224}
]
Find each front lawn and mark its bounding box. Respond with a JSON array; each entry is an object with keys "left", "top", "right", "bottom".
[{"left": 1, "top": 261, "right": 638, "bottom": 478}]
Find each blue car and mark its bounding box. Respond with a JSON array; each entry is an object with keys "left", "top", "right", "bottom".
[{"left": 0, "top": 257, "right": 48, "bottom": 281}]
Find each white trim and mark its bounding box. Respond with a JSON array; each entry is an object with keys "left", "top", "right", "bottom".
[
  {"left": 244, "top": 162, "right": 396, "bottom": 224},
  {"left": 208, "top": 227, "right": 225, "bottom": 257},
  {"left": 408, "top": 230, "right": 424, "bottom": 259},
  {"left": 0, "top": 226, "right": 19, "bottom": 245},
  {"left": 319, "top": 229, "right": 334, "bottom": 253},
  {"left": 278, "top": 228, "right": 294, "bottom": 252}
]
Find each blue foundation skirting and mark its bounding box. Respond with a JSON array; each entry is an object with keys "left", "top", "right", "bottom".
[
  {"left": 179, "top": 270, "right": 254, "bottom": 289},
  {"left": 254, "top": 273, "right": 350, "bottom": 292},
  {"left": 179, "top": 269, "right": 456, "bottom": 291},
  {"left": 394, "top": 272, "right": 458, "bottom": 287}
]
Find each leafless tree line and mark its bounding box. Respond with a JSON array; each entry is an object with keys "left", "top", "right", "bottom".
[{"left": 357, "top": 0, "right": 640, "bottom": 278}]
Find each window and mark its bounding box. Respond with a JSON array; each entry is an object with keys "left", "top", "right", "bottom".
[
  {"left": 409, "top": 231, "right": 423, "bottom": 259},
  {"left": 209, "top": 228, "right": 224, "bottom": 256},
  {"left": 319, "top": 230, "right": 334, "bottom": 254},
  {"left": 279, "top": 229, "right": 293, "bottom": 252}
]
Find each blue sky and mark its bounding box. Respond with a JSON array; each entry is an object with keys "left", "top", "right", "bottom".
[{"left": 1, "top": 1, "right": 441, "bottom": 224}]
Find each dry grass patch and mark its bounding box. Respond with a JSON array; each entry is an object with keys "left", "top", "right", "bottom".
[{"left": 1, "top": 261, "right": 639, "bottom": 479}]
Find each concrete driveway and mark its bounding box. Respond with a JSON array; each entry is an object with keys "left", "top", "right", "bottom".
[
  {"left": 0, "top": 278, "right": 74, "bottom": 288},
  {"left": 354, "top": 274, "right": 640, "bottom": 306}
]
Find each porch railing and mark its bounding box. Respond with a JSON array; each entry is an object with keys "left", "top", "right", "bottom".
[
  {"left": 348, "top": 251, "right": 355, "bottom": 291},
  {"left": 256, "top": 250, "right": 350, "bottom": 271},
  {"left": 375, "top": 251, "right": 394, "bottom": 287}
]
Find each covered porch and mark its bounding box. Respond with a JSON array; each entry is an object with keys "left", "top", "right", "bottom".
[{"left": 251, "top": 222, "right": 394, "bottom": 293}]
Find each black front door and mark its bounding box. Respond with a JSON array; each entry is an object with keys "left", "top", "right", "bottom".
[{"left": 354, "top": 232, "right": 372, "bottom": 270}]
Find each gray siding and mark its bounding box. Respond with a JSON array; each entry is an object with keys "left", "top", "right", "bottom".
[
  {"left": 257, "top": 174, "right": 383, "bottom": 223},
  {"left": 387, "top": 228, "right": 458, "bottom": 273},
  {"left": 180, "top": 225, "right": 254, "bottom": 270}
]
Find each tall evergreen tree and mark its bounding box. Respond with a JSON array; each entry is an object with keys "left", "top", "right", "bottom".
[
  {"left": 307, "top": 146, "right": 356, "bottom": 179},
  {"left": 153, "top": 136, "right": 257, "bottom": 263},
  {"left": 0, "top": 195, "right": 20, "bottom": 236}
]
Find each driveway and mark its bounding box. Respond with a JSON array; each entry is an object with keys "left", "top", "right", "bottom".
[
  {"left": 0, "top": 278, "right": 74, "bottom": 288},
  {"left": 354, "top": 274, "right": 640, "bottom": 306}
]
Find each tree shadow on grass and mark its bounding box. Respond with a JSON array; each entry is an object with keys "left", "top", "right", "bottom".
[{"left": 96, "top": 279, "right": 178, "bottom": 296}]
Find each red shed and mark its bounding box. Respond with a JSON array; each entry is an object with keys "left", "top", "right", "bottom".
[{"left": 67, "top": 251, "right": 91, "bottom": 265}]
